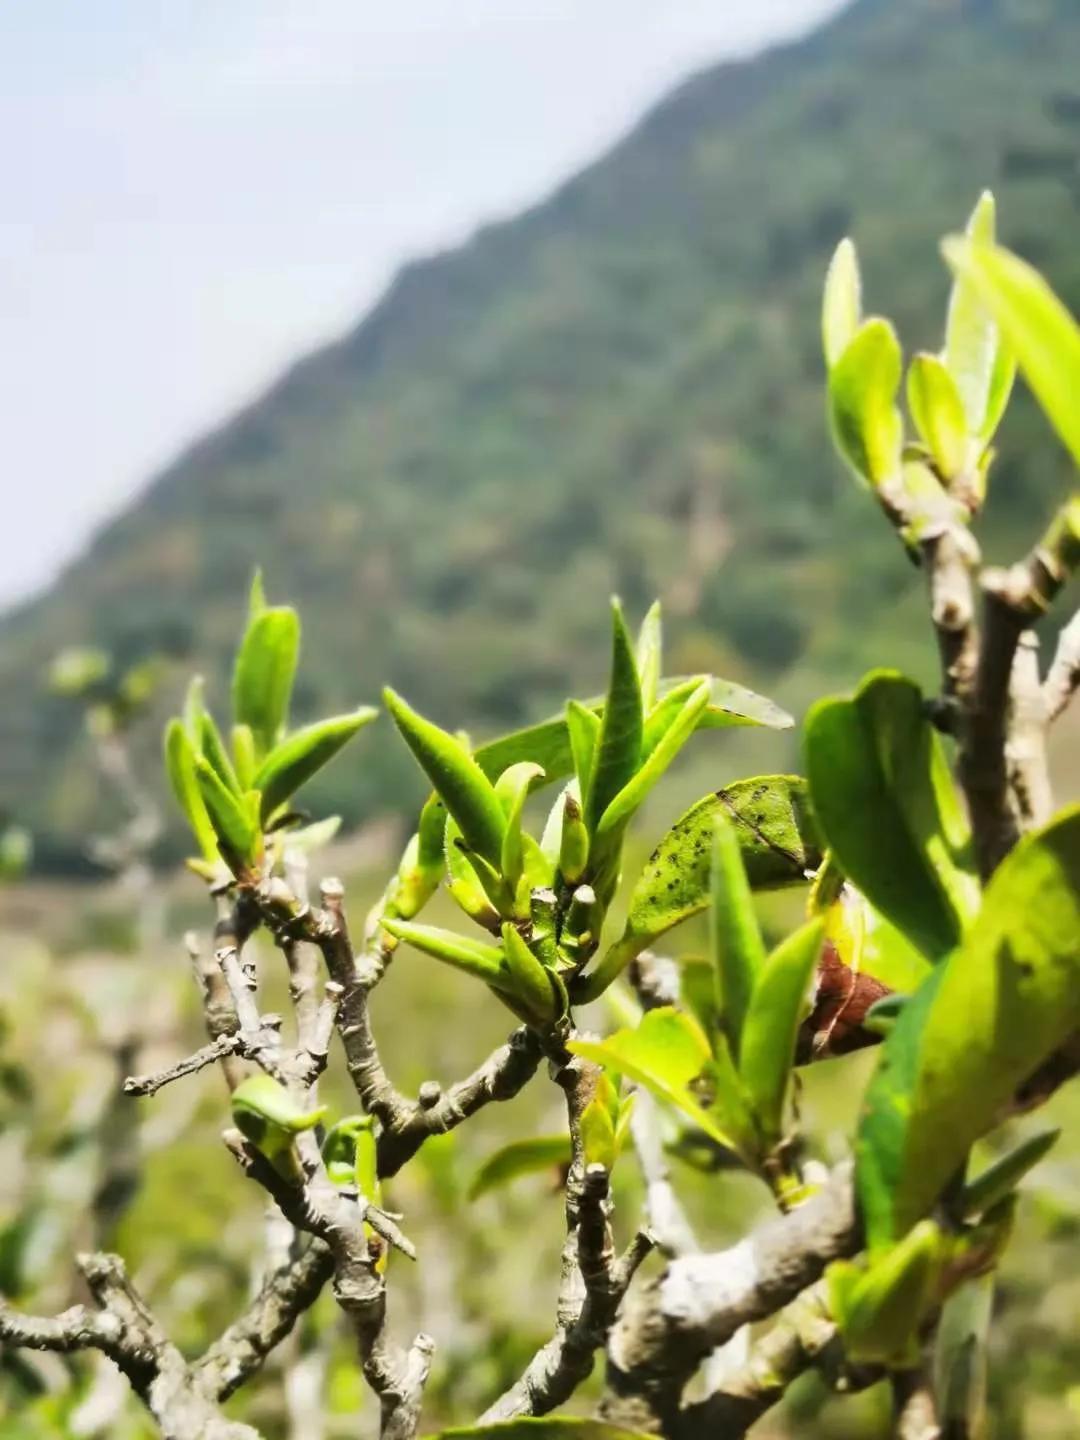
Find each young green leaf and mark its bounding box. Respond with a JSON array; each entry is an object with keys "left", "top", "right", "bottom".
[
  {"left": 907, "top": 352, "right": 968, "bottom": 481},
  {"left": 568, "top": 1007, "right": 736, "bottom": 1151},
  {"left": 583, "top": 601, "right": 643, "bottom": 835},
  {"left": 387, "top": 792, "right": 448, "bottom": 922},
  {"left": 254, "top": 708, "right": 377, "bottom": 819},
  {"left": 558, "top": 792, "right": 590, "bottom": 886},
  {"left": 231, "top": 1075, "right": 325, "bottom": 1181},
  {"left": 472, "top": 676, "right": 791, "bottom": 790},
  {"left": 856, "top": 804, "right": 1080, "bottom": 1251},
  {"left": 738, "top": 918, "right": 824, "bottom": 1151},
  {"left": 709, "top": 816, "right": 767, "bottom": 1059},
  {"left": 496, "top": 762, "right": 545, "bottom": 889},
  {"left": 200, "top": 712, "right": 241, "bottom": 794},
  {"left": 565, "top": 701, "right": 601, "bottom": 802},
  {"left": 804, "top": 671, "right": 978, "bottom": 960},
  {"left": 182, "top": 673, "right": 207, "bottom": 739},
  {"left": 942, "top": 236, "right": 1080, "bottom": 466},
  {"left": 822, "top": 236, "right": 862, "bottom": 370},
  {"left": 943, "top": 191, "right": 1002, "bottom": 434},
  {"left": 829, "top": 1220, "right": 944, "bottom": 1368},
  {"left": 247, "top": 566, "right": 268, "bottom": 621},
  {"left": 231, "top": 723, "right": 257, "bottom": 791},
  {"left": 636, "top": 601, "right": 663, "bottom": 712},
  {"left": 595, "top": 680, "right": 710, "bottom": 842},
  {"left": 195, "top": 756, "right": 260, "bottom": 871},
  {"left": 468, "top": 1134, "right": 571, "bottom": 1201},
  {"left": 380, "top": 918, "right": 507, "bottom": 985},
  {"left": 232, "top": 607, "right": 301, "bottom": 758},
  {"left": 580, "top": 1093, "right": 618, "bottom": 1171},
  {"left": 384, "top": 688, "right": 506, "bottom": 870},
  {"left": 501, "top": 923, "right": 558, "bottom": 1027},
  {"left": 961, "top": 1128, "right": 1060, "bottom": 1220},
  {"left": 163, "top": 718, "right": 218, "bottom": 862},
  {"left": 574, "top": 776, "right": 821, "bottom": 1003},
  {"left": 828, "top": 317, "right": 904, "bottom": 488}
]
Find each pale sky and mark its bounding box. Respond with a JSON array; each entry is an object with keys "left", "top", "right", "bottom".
[{"left": 0, "top": 0, "right": 845, "bottom": 608}]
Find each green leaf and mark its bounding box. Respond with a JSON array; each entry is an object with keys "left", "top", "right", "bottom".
[
  {"left": 595, "top": 680, "right": 710, "bottom": 841},
  {"left": 231, "top": 1074, "right": 325, "bottom": 1179},
  {"left": 433, "top": 1420, "right": 656, "bottom": 1440},
  {"left": 636, "top": 601, "right": 663, "bottom": 712},
  {"left": 980, "top": 334, "right": 1017, "bottom": 444},
  {"left": 384, "top": 688, "right": 506, "bottom": 870},
  {"left": 804, "top": 671, "right": 978, "bottom": 960},
  {"left": 580, "top": 1094, "right": 618, "bottom": 1171},
  {"left": 942, "top": 235, "right": 1080, "bottom": 466},
  {"left": 496, "top": 762, "right": 546, "bottom": 889},
  {"left": 254, "top": 708, "right": 377, "bottom": 819},
  {"left": 388, "top": 793, "right": 448, "bottom": 922},
  {"left": 182, "top": 673, "right": 207, "bottom": 739},
  {"left": 907, "top": 352, "right": 968, "bottom": 481},
  {"left": 558, "top": 791, "right": 590, "bottom": 886},
  {"left": 822, "top": 236, "right": 862, "bottom": 370},
  {"left": 856, "top": 805, "right": 1080, "bottom": 1251},
  {"left": 468, "top": 1135, "right": 571, "bottom": 1201},
  {"left": 584, "top": 601, "right": 643, "bottom": 835},
  {"left": 501, "top": 923, "right": 558, "bottom": 1027},
  {"left": 565, "top": 701, "right": 601, "bottom": 801},
  {"left": 381, "top": 918, "right": 507, "bottom": 986},
  {"left": 232, "top": 607, "right": 301, "bottom": 758},
  {"left": 568, "top": 1008, "right": 736, "bottom": 1151},
  {"left": 829, "top": 1220, "right": 944, "bottom": 1368},
  {"left": 163, "top": 719, "right": 218, "bottom": 862},
  {"left": 247, "top": 567, "right": 267, "bottom": 620},
  {"left": 200, "top": 712, "right": 241, "bottom": 795},
  {"left": 709, "top": 816, "right": 767, "bottom": 1059},
  {"left": 195, "top": 756, "right": 260, "bottom": 871},
  {"left": 961, "top": 1127, "right": 1060, "bottom": 1220},
  {"left": 828, "top": 317, "right": 904, "bottom": 487},
  {"left": 739, "top": 919, "right": 824, "bottom": 1151},
  {"left": 231, "top": 723, "right": 257, "bottom": 791},
  {"left": 574, "top": 776, "right": 821, "bottom": 1002},
  {"left": 942, "top": 192, "right": 1003, "bottom": 435},
  {"left": 472, "top": 677, "right": 791, "bottom": 789}
]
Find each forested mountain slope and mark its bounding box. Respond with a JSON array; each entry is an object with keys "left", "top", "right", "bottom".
[{"left": 4, "top": 0, "right": 1079, "bottom": 867}]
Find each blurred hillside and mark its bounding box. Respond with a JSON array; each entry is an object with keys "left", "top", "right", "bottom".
[{"left": 2, "top": 0, "right": 1080, "bottom": 869}]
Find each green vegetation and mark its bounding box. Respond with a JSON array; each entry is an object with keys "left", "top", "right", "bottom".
[{"left": 4, "top": 0, "right": 1080, "bottom": 869}]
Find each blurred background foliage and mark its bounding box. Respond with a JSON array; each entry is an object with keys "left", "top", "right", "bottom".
[{"left": 4, "top": 0, "right": 1080, "bottom": 1435}]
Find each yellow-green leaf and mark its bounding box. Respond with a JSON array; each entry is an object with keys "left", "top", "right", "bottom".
[
  {"left": 822, "top": 236, "right": 862, "bottom": 370},
  {"left": 828, "top": 317, "right": 904, "bottom": 487}
]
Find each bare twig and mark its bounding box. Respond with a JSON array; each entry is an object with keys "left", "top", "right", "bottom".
[
  {"left": 1, "top": 1253, "right": 262, "bottom": 1440},
  {"left": 600, "top": 1165, "right": 857, "bottom": 1434},
  {"left": 197, "top": 1239, "right": 335, "bottom": 1401},
  {"left": 1044, "top": 606, "right": 1080, "bottom": 724},
  {"left": 922, "top": 528, "right": 979, "bottom": 709},
  {"left": 481, "top": 1056, "right": 653, "bottom": 1421},
  {"left": 674, "top": 1282, "right": 838, "bottom": 1439},
  {"left": 1004, "top": 632, "right": 1053, "bottom": 831},
  {"left": 124, "top": 1032, "right": 246, "bottom": 1097}
]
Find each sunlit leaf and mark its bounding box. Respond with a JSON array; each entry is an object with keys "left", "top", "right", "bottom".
[
  {"left": 163, "top": 719, "right": 217, "bottom": 862},
  {"left": 943, "top": 191, "right": 1003, "bottom": 435},
  {"left": 943, "top": 235, "right": 1080, "bottom": 465},
  {"left": 255, "top": 709, "right": 377, "bottom": 819},
  {"left": 384, "top": 688, "right": 506, "bottom": 870},
  {"left": 828, "top": 317, "right": 904, "bottom": 487},
  {"left": 584, "top": 601, "right": 643, "bottom": 835},
  {"left": 907, "top": 352, "right": 968, "bottom": 480},
  {"left": 856, "top": 805, "right": 1080, "bottom": 1251},
  {"left": 232, "top": 606, "right": 300, "bottom": 758},
  {"left": 574, "top": 776, "right": 820, "bottom": 1002},
  {"left": 709, "top": 816, "right": 766, "bottom": 1059},
  {"left": 804, "top": 671, "right": 978, "bottom": 960},
  {"left": 739, "top": 918, "right": 824, "bottom": 1150},
  {"left": 822, "top": 237, "right": 862, "bottom": 370}
]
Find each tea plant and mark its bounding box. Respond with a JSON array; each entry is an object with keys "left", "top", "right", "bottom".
[{"left": 3, "top": 193, "right": 1079, "bottom": 1440}]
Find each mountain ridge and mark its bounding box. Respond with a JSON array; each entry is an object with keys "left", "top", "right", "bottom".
[{"left": 4, "top": 0, "right": 1080, "bottom": 869}]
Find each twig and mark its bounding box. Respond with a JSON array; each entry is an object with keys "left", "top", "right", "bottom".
[
  {"left": 961, "top": 503, "right": 1080, "bottom": 877},
  {"left": 1044, "top": 606, "right": 1080, "bottom": 724},
  {"left": 674, "top": 1282, "right": 838, "bottom": 1439},
  {"left": 1004, "top": 632, "right": 1053, "bottom": 831},
  {"left": 893, "top": 1363, "right": 942, "bottom": 1440},
  {"left": 197, "top": 1239, "right": 335, "bottom": 1401},
  {"left": 124, "top": 1033, "right": 246, "bottom": 1097},
  {"left": 922, "top": 528, "right": 979, "bottom": 709},
  {"left": 600, "top": 1165, "right": 857, "bottom": 1434},
  {"left": 480, "top": 1057, "right": 653, "bottom": 1421},
  {"left": 1, "top": 1253, "right": 261, "bottom": 1440}
]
